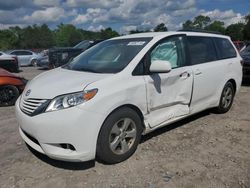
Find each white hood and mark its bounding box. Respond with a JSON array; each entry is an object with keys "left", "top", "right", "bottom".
[{"left": 23, "top": 68, "right": 111, "bottom": 99}]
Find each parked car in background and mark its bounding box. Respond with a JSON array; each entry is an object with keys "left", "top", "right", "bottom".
[
  {"left": 0, "top": 68, "right": 27, "bottom": 106},
  {"left": 7, "top": 50, "right": 39, "bottom": 66},
  {"left": 48, "top": 40, "right": 103, "bottom": 68},
  {"left": 33, "top": 50, "right": 50, "bottom": 69},
  {"left": 36, "top": 56, "right": 50, "bottom": 69},
  {"left": 0, "top": 51, "right": 18, "bottom": 60},
  {"left": 240, "top": 43, "right": 250, "bottom": 80},
  {"left": 233, "top": 41, "right": 245, "bottom": 51},
  {"left": 16, "top": 31, "right": 242, "bottom": 164},
  {"left": 0, "top": 52, "right": 19, "bottom": 72}
]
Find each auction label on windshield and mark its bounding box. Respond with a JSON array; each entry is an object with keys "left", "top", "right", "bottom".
[{"left": 127, "top": 41, "right": 146, "bottom": 46}]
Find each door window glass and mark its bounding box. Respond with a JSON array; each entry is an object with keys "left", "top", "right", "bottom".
[{"left": 150, "top": 36, "right": 186, "bottom": 68}]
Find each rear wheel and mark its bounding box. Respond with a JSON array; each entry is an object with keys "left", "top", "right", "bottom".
[
  {"left": 31, "top": 59, "right": 37, "bottom": 67},
  {"left": 0, "top": 85, "right": 19, "bottom": 107},
  {"left": 215, "top": 82, "right": 235, "bottom": 113},
  {"left": 96, "top": 107, "right": 142, "bottom": 164}
]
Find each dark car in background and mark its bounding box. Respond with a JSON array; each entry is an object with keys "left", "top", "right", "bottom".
[
  {"left": 240, "top": 43, "right": 250, "bottom": 80},
  {"left": 48, "top": 40, "right": 103, "bottom": 68},
  {"left": 233, "top": 41, "right": 246, "bottom": 51},
  {"left": 33, "top": 50, "right": 50, "bottom": 69},
  {"left": 0, "top": 68, "right": 27, "bottom": 106},
  {"left": 0, "top": 52, "right": 19, "bottom": 72}
]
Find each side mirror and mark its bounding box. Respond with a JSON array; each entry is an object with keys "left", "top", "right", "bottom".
[{"left": 149, "top": 60, "right": 172, "bottom": 73}]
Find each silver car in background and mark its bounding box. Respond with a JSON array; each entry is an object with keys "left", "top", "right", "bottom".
[{"left": 7, "top": 50, "right": 39, "bottom": 66}]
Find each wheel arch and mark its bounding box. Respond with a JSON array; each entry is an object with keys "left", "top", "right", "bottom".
[
  {"left": 102, "top": 104, "right": 146, "bottom": 131},
  {"left": 227, "top": 78, "right": 237, "bottom": 93},
  {"left": 96, "top": 103, "right": 146, "bottom": 150}
]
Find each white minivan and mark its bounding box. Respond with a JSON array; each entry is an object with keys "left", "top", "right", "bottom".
[{"left": 15, "top": 31, "right": 242, "bottom": 164}]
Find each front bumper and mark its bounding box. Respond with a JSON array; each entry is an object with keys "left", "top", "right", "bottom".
[{"left": 15, "top": 97, "right": 106, "bottom": 162}]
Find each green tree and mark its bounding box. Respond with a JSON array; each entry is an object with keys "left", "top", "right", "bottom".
[
  {"left": 205, "top": 21, "right": 225, "bottom": 34},
  {"left": 129, "top": 30, "right": 143, "bottom": 34},
  {"left": 154, "top": 23, "right": 168, "bottom": 32},
  {"left": 182, "top": 16, "right": 211, "bottom": 30},
  {"left": 0, "top": 24, "right": 121, "bottom": 50},
  {"left": 243, "top": 14, "right": 250, "bottom": 40},
  {"left": 193, "top": 15, "right": 211, "bottom": 29},
  {"left": 100, "top": 27, "right": 119, "bottom": 39},
  {"left": 0, "top": 29, "right": 19, "bottom": 50},
  {"left": 37, "top": 24, "right": 55, "bottom": 48},
  {"left": 55, "top": 24, "right": 83, "bottom": 47},
  {"left": 226, "top": 23, "right": 245, "bottom": 41},
  {"left": 182, "top": 20, "right": 194, "bottom": 29}
]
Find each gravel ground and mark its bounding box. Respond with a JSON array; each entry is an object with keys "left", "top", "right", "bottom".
[{"left": 0, "top": 67, "right": 250, "bottom": 188}]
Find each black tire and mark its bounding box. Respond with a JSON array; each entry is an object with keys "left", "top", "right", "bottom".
[
  {"left": 96, "top": 107, "right": 143, "bottom": 164},
  {"left": 48, "top": 63, "right": 55, "bottom": 69},
  {"left": 0, "top": 85, "right": 19, "bottom": 107},
  {"left": 31, "top": 59, "right": 37, "bottom": 67},
  {"left": 13, "top": 65, "right": 19, "bottom": 73},
  {"left": 215, "top": 82, "right": 235, "bottom": 114}
]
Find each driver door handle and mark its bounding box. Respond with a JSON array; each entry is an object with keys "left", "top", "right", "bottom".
[{"left": 180, "top": 71, "right": 190, "bottom": 78}]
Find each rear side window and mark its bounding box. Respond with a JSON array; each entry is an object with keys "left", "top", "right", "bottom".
[
  {"left": 19, "top": 51, "right": 32, "bottom": 55},
  {"left": 214, "top": 38, "right": 237, "bottom": 59},
  {"left": 12, "top": 51, "right": 32, "bottom": 55},
  {"left": 187, "top": 36, "right": 217, "bottom": 65}
]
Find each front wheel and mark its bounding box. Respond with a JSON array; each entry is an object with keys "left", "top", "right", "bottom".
[
  {"left": 215, "top": 82, "right": 235, "bottom": 113},
  {"left": 0, "top": 85, "right": 19, "bottom": 107},
  {"left": 96, "top": 107, "right": 142, "bottom": 164}
]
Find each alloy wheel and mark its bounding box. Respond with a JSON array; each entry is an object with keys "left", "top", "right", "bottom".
[{"left": 109, "top": 118, "right": 137, "bottom": 155}]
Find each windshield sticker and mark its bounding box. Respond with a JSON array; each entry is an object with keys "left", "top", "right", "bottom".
[{"left": 127, "top": 41, "right": 146, "bottom": 46}]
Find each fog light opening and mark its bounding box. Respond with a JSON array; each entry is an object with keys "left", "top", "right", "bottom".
[{"left": 60, "top": 143, "right": 76, "bottom": 151}]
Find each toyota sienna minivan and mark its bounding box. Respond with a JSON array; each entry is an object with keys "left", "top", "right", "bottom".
[{"left": 16, "top": 31, "right": 242, "bottom": 164}]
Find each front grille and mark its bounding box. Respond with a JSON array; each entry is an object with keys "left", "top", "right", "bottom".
[{"left": 20, "top": 98, "right": 48, "bottom": 116}]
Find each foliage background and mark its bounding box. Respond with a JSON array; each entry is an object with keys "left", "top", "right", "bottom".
[{"left": 0, "top": 14, "right": 249, "bottom": 50}]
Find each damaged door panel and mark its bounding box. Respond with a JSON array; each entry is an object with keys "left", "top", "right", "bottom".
[
  {"left": 144, "top": 35, "right": 193, "bottom": 128},
  {"left": 145, "top": 67, "right": 193, "bottom": 127}
]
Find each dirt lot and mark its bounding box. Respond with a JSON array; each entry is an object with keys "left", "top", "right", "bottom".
[{"left": 0, "top": 67, "right": 250, "bottom": 188}]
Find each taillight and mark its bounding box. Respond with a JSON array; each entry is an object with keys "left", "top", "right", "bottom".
[{"left": 240, "top": 60, "right": 244, "bottom": 66}]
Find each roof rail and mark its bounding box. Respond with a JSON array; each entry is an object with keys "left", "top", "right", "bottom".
[{"left": 178, "top": 29, "right": 222, "bottom": 35}]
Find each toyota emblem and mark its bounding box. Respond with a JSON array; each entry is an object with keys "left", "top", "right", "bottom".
[{"left": 25, "top": 89, "right": 31, "bottom": 97}]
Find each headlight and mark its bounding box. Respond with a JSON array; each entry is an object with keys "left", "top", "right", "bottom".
[{"left": 46, "top": 89, "right": 98, "bottom": 112}]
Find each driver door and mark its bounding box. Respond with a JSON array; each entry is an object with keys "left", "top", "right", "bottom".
[{"left": 144, "top": 35, "right": 193, "bottom": 128}]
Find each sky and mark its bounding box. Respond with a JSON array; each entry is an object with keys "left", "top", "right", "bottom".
[{"left": 0, "top": 0, "right": 249, "bottom": 33}]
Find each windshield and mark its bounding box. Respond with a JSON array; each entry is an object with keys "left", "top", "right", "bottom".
[
  {"left": 63, "top": 38, "right": 151, "bottom": 73},
  {"left": 74, "top": 41, "right": 91, "bottom": 50},
  {"left": 241, "top": 45, "right": 250, "bottom": 56}
]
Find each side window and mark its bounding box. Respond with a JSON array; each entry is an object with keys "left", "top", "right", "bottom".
[
  {"left": 0, "top": 52, "right": 2, "bottom": 56},
  {"left": 20, "top": 51, "right": 32, "bottom": 55},
  {"left": 10, "top": 51, "right": 18, "bottom": 55},
  {"left": 214, "top": 38, "right": 237, "bottom": 59},
  {"left": 150, "top": 36, "right": 186, "bottom": 69},
  {"left": 187, "top": 36, "right": 217, "bottom": 65}
]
